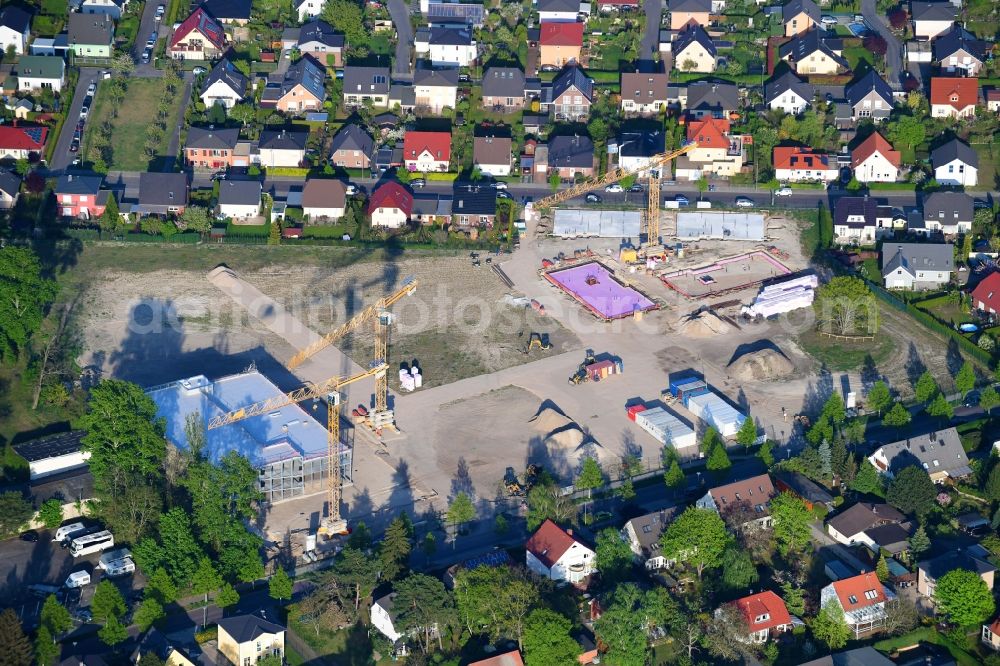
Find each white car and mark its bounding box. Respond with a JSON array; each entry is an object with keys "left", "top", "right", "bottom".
[
  {"left": 345, "top": 185, "right": 357, "bottom": 195},
  {"left": 735, "top": 197, "right": 755, "bottom": 208},
  {"left": 775, "top": 187, "right": 793, "bottom": 197},
  {"left": 86, "top": 82, "right": 96, "bottom": 96},
  {"left": 820, "top": 15, "right": 838, "bottom": 27},
  {"left": 605, "top": 184, "right": 624, "bottom": 193},
  {"left": 491, "top": 181, "right": 507, "bottom": 190},
  {"left": 192, "top": 66, "right": 206, "bottom": 75}
]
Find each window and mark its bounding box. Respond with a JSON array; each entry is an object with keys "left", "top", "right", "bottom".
[
  {"left": 864, "top": 589, "right": 878, "bottom": 600},
  {"left": 848, "top": 595, "right": 858, "bottom": 604},
  {"left": 755, "top": 613, "right": 770, "bottom": 623}
]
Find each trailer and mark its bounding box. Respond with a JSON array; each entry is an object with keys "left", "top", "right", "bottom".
[
  {"left": 634, "top": 406, "right": 697, "bottom": 449},
  {"left": 54, "top": 522, "right": 88, "bottom": 543},
  {"left": 685, "top": 389, "right": 746, "bottom": 437},
  {"left": 98, "top": 548, "right": 132, "bottom": 570},
  {"left": 102, "top": 557, "right": 136, "bottom": 578}
]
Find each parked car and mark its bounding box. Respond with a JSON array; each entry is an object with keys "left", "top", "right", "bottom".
[
  {"left": 155, "top": 3, "right": 165, "bottom": 15},
  {"left": 458, "top": 73, "right": 470, "bottom": 82},
  {"left": 820, "top": 15, "right": 838, "bottom": 27},
  {"left": 585, "top": 193, "right": 601, "bottom": 203},
  {"left": 628, "top": 184, "right": 643, "bottom": 193},
  {"left": 141, "top": 49, "right": 151, "bottom": 64},
  {"left": 145, "top": 39, "right": 155, "bottom": 50},
  {"left": 192, "top": 66, "right": 206, "bottom": 75},
  {"left": 210, "top": 172, "right": 227, "bottom": 181},
  {"left": 69, "top": 140, "right": 80, "bottom": 153},
  {"left": 775, "top": 187, "right": 793, "bottom": 197},
  {"left": 79, "top": 106, "right": 89, "bottom": 119},
  {"left": 410, "top": 178, "right": 425, "bottom": 188},
  {"left": 491, "top": 181, "right": 507, "bottom": 190},
  {"left": 150, "top": 31, "right": 158, "bottom": 41},
  {"left": 735, "top": 197, "right": 754, "bottom": 208},
  {"left": 335, "top": 69, "right": 344, "bottom": 79},
  {"left": 64, "top": 571, "right": 91, "bottom": 589},
  {"left": 674, "top": 194, "right": 689, "bottom": 206},
  {"left": 76, "top": 120, "right": 85, "bottom": 132},
  {"left": 73, "top": 608, "right": 93, "bottom": 623},
  {"left": 605, "top": 183, "right": 623, "bottom": 193},
  {"left": 496, "top": 191, "right": 512, "bottom": 200},
  {"left": 86, "top": 82, "right": 96, "bottom": 96},
  {"left": 345, "top": 185, "right": 356, "bottom": 196},
  {"left": 20, "top": 531, "right": 38, "bottom": 542}
]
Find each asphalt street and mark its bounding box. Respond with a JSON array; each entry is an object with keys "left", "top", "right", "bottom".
[
  {"left": 388, "top": 0, "right": 414, "bottom": 81},
  {"left": 861, "top": 0, "right": 904, "bottom": 88},
  {"left": 639, "top": 0, "right": 664, "bottom": 71},
  {"left": 50, "top": 68, "right": 100, "bottom": 172},
  {"left": 132, "top": 0, "right": 164, "bottom": 76}
]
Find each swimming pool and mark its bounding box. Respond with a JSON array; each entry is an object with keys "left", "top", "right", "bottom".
[{"left": 847, "top": 22, "right": 869, "bottom": 37}]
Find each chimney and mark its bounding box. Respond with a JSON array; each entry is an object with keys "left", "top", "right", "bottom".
[{"left": 566, "top": 528, "right": 573, "bottom": 536}]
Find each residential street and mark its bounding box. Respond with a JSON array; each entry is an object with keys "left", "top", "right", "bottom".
[
  {"left": 861, "top": 0, "right": 904, "bottom": 88},
  {"left": 387, "top": 0, "right": 414, "bottom": 81},
  {"left": 49, "top": 68, "right": 101, "bottom": 172},
  {"left": 639, "top": 0, "right": 664, "bottom": 71},
  {"left": 132, "top": 0, "right": 163, "bottom": 77},
  {"left": 163, "top": 73, "right": 195, "bottom": 171}
]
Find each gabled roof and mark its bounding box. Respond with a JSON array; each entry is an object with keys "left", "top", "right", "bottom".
[
  {"left": 551, "top": 66, "right": 593, "bottom": 102},
  {"left": 171, "top": 7, "right": 225, "bottom": 50},
  {"left": 881, "top": 242, "right": 954, "bottom": 278},
  {"left": 923, "top": 191, "right": 973, "bottom": 222},
  {"left": 0, "top": 5, "right": 31, "bottom": 33},
  {"left": 706, "top": 473, "right": 775, "bottom": 508},
  {"left": 920, "top": 548, "right": 997, "bottom": 582},
  {"left": 863, "top": 523, "right": 911, "bottom": 549},
  {"left": 537, "top": 0, "right": 580, "bottom": 12},
  {"left": 765, "top": 70, "right": 814, "bottom": 105},
  {"left": 0, "top": 169, "right": 20, "bottom": 198},
  {"left": 298, "top": 19, "right": 344, "bottom": 48},
  {"left": 11, "top": 431, "right": 84, "bottom": 462},
  {"left": 673, "top": 23, "right": 716, "bottom": 58},
  {"left": 539, "top": 21, "right": 584, "bottom": 47},
  {"left": 469, "top": 650, "right": 525, "bottom": 666},
  {"left": 218, "top": 614, "right": 285, "bottom": 643},
  {"left": 846, "top": 70, "right": 894, "bottom": 109},
  {"left": 483, "top": 67, "right": 526, "bottom": 98},
  {"left": 413, "top": 68, "right": 459, "bottom": 88},
  {"left": 276, "top": 55, "right": 326, "bottom": 102},
  {"left": 330, "top": 123, "right": 374, "bottom": 157},
  {"left": 773, "top": 470, "right": 834, "bottom": 506},
  {"left": 202, "top": 58, "right": 248, "bottom": 98},
  {"left": 525, "top": 518, "right": 579, "bottom": 569},
  {"left": 620, "top": 72, "right": 670, "bottom": 105},
  {"left": 779, "top": 28, "right": 847, "bottom": 69},
  {"left": 473, "top": 136, "right": 512, "bottom": 166},
  {"left": 782, "top": 0, "right": 820, "bottom": 23},
  {"left": 773, "top": 146, "right": 835, "bottom": 171},
  {"left": 618, "top": 130, "right": 665, "bottom": 158},
  {"left": 343, "top": 66, "right": 390, "bottom": 95},
  {"left": 851, "top": 131, "right": 900, "bottom": 168},
  {"left": 830, "top": 572, "right": 887, "bottom": 611},
  {"left": 55, "top": 173, "right": 103, "bottom": 195},
  {"left": 687, "top": 80, "right": 739, "bottom": 112},
  {"left": 258, "top": 129, "right": 308, "bottom": 151},
  {"left": 368, "top": 181, "right": 414, "bottom": 215},
  {"left": 200, "top": 0, "right": 252, "bottom": 20},
  {"left": 798, "top": 647, "right": 895, "bottom": 666},
  {"left": 910, "top": 1, "right": 957, "bottom": 22},
  {"left": 933, "top": 25, "right": 987, "bottom": 62},
  {"left": 138, "top": 172, "right": 187, "bottom": 206},
  {"left": 734, "top": 591, "right": 792, "bottom": 632},
  {"left": 15, "top": 55, "right": 63, "bottom": 80},
  {"left": 826, "top": 502, "right": 905, "bottom": 538},
  {"left": 427, "top": 26, "right": 473, "bottom": 45},
  {"left": 668, "top": 0, "right": 711, "bottom": 12},
  {"left": 931, "top": 138, "right": 979, "bottom": 169},
  {"left": 218, "top": 180, "right": 261, "bottom": 206},
  {"left": 187, "top": 126, "right": 240, "bottom": 150},
  {"left": 0, "top": 124, "right": 47, "bottom": 151},
  {"left": 548, "top": 134, "right": 594, "bottom": 168},
  {"left": 833, "top": 196, "right": 883, "bottom": 228},
  {"left": 930, "top": 76, "right": 978, "bottom": 109},
  {"left": 68, "top": 13, "right": 114, "bottom": 46},
  {"left": 973, "top": 272, "right": 1000, "bottom": 312},
  {"left": 302, "top": 178, "right": 346, "bottom": 209},
  {"left": 686, "top": 116, "right": 730, "bottom": 150},
  {"left": 404, "top": 130, "right": 451, "bottom": 163},
  {"left": 624, "top": 507, "right": 679, "bottom": 556},
  {"left": 876, "top": 427, "right": 971, "bottom": 477},
  {"left": 452, "top": 183, "right": 498, "bottom": 216}
]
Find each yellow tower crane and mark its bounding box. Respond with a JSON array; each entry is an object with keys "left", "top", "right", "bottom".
[
  {"left": 531, "top": 143, "right": 697, "bottom": 245},
  {"left": 207, "top": 362, "right": 389, "bottom": 536}
]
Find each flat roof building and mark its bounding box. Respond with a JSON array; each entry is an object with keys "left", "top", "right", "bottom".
[{"left": 552, "top": 208, "right": 642, "bottom": 238}]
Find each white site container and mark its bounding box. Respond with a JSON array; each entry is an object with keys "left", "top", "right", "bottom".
[
  {"left": 400, "top": 375, "right": 415, "bottom": 392},
  {"left": 634, "top": 406, "right": 696, "bottom": 450},
  {"left": 686, "top": 390, "right": 746, "bottom": 438},
  {"left": 413, "top": 372, "right": 423, "bottom": 388},
  {"left": 399, "top": 368, "right": 410, "bottom": 381}
]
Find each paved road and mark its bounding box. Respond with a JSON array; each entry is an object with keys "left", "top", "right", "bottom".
[
  {"left": 387, "top": 0, "right": 414, "bottom": 80},
  {"left": 50, "top": 68, "right": 101, "bottom": 171},
  {"left": 639, "top": 0, "right": 664, "bottom": 71},
  {"left": 133, "top": 0, "right": 163, "bottom": 76},
  {"left": 861, "top": 0, "right": 903, "bottom": 87},
  {"left": 163, "top": 73, "right": 194, "bottom": 170}
]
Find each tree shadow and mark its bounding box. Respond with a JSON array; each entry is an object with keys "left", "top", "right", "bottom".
[
  {"left": 449, "top": 456, "right": 474, "bottom": 502},
  {"left": 945, "top": 338, "right": 963, "bottom": 377},
  {"left": 904, "top": 341, "right": 926, "bottom": 388}
]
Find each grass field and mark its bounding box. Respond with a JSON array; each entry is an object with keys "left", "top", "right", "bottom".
[
  {"left": 973, "top": 142, "right": 998, "bottom": 190},
  {"left": 843, "top": 46, "right": 874, "bottom": 72},
  {"left": 797, "top": 328, "right": 895, "bottom": 371},
  {"left": 82, "top": 78, "right": 184, "bottom": 171}
]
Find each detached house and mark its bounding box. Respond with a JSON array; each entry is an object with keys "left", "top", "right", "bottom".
[
  {"left": 302, "top": 178, "right": 347, "bottom": 221},
  {"left": 137, "top": 172, "right": 188, "bottom": 216},
  {"left": 923, "top": 191, "right": 973, "bottom": 235},
  {"left": 262, "top": 56, "right": 326, "bottom": 114},
  {"left": 55, "top": 173, "right": 110, "bottom": 219},
  {"left": 918, "top": 546, "right": 995, "bottom": 599},
  {"left": 779, "top": 28, "right": 848, "bottom": 75},
  {"left": 329, "top": 123, "right": 374, "bottom": 170},
  {"left": 473, "top": 136, "right": 513, "bottom": 177},
  {"left": 200, "top": 59, "right": 248, "bottom": 110},
  {"left": 930, "top": 77, "right": 978, "bottom": 118},
  {"left": 910, "top": 1, "right": 957, "bottom": 40},
  {"left": 832, "top": 196, "right": 894, "bottom": 243},
  {"left": 732, "top": 591, "right": 793, "bottom": 643},
  {"left": 673, "top": 24, "right": 717, "bottom": 73},
  {"left": 185, "top": 127, "right": 248, "bottom": 170},
  {"left": 869, "top": 427, "right": 972, "bottom": 482},
  {"left": 217, "top": 180, "right": 262, "bottom": 220},
  {"left": 413, "top": 68, "right": 459, "bottom": 114},
  {"left": 257, "top": 129, "right": 308, "bottom": 168},
  {"left": 368, "top": 181, "right": 413, "bottom": 228},
  {"left": 295, "top": 0, "right": 327, "bottom": 21},
  {"left": 668, "top": 0, "right": 711, "bottom": 30},
  {"left": 973, "top": 272, "right": 1000, "bottom": 316},
  {"left": 14, "top": 56, "right": 65, "bottom": 93},
  {"left": 200, "top": 0, "right": 252, "bottom": 24},
  {"left": 826, "top": 502, "right": 906, "bottom": 546},
  {"left": 934, "top": 25, "right": 986, "bottom": 76},
  {"left": 415, "top": 26, "right": 477, "bottom": 67},
  {"left": 169, "top": 7, "right": 225, "bottom": 60},
  {"left": 218, "top": 615, "right": 285, "bottom": 666},
  {"left": 931, "top": 138, "right": 978, "bottom": 187},
  {"left": 0, "top": 124, "right": 47, "bottom": 160},
  {"left": 297, "top": 19, "right": 344, "bottom": 67},
  {"left": 67, "top": 13, "right": 114, "bottom": 58},
  {"left": 548, "top": 134, "right": 596, "bottom": 179},
  {"left": 622, "top": 507, "right": 678, "bottom": 570},
  {"left": 847, "top": 70, "right": 894, "bottom": 121},
  {"left": 851, "top": 132, "right": 901, "bottom": 183},
  {"left": 404, "top": 131, "right": 451, "bottom": 172},
  {"left": 881, "top": 242, "right": 954, "bottom": 290},
  {"left": 686, "top": 80, "right": 739, "bottom": 119},
  {"left": 620, "top": 72, "right": 670, "bottom": 115},
  {"left": 820, "top": 573, "right": 894, "bottom": 637},
  {"left": 539, "top": 22, "right": 584, "bottom": 67},
  {"left": 773, "top": 146, "right": 838, "bottom": 183},
  {"left": 343, "top": 66, "right": 390, "bottom": 108},
  {"left": 783, "top": 0, "right": 820, "bottom": 37},
  {"left": 0, "top": 6, "right": 31, "bottom": 55},
  {"left": 0, "top": 170, "right": 20, "bottom": 209},
  {"left": 452, "top": 184, "right": 497, "bottom": 227},
  {"left": 675, "top": 117, "right": 746, "bottom": 180},
  {"left": 536, "top": 0, "right": 582, "bottom": 22},
  {"left": 766, "top": 71, "right": 814, "bottom": 115},
  {"left": 75, "top": 0, "right": 128, "bottom": 20},
  {"left": 616, "top": 130, "right": 666, "bottom": 174},
  {"left": 482, "top": 67, "right": 527, "bottom": 112},
  {"left": 543, "top": 66, "right": 594, "bottom": 121},
  {"left": 696, "top": 474, "right": 776, "bottom": 529},
  {"left": 525, "top": 519, "right": 595, "bottom": 584}
]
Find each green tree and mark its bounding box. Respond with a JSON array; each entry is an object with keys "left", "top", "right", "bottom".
[
  {"left": 179, "top": 206, "right": 211, "bottom": 234},
  {"left": 925, "top": 393, "right": 954, "bottom": 421},
  {"left": 14, "top": 158, "right": 29, "bottom": 177},
  {"left": 594, "top": 584, "right": 654, "bottom": 666},
  {"left": 134, "top": 597, "right": 165, "bottom": 632},
  {"left": 92, "top": 580, "right": 126, "bottom": 623},
  {"left": 333, "top": 546, "right": 379, "bottom": 612},
  {"left": 914, "top": 370, "right": 939, "bottom": 403},
  {"left": 867, "top": 380, "right": 892, "bottom": 416},
  {"left": 934, "top": 568, "right": 996, "bottom": 627},
  {"left": 782, "top": 582, "right": 805, "bottom": 616},
  {"left": 523, "top": 608, "right": 580, "bottom": 666},
  {"left": 0, "top": 246, "right": 58, "bottom": 363},
  {"left": 617, "top": 477, "right": 636, "bottom": 500},
  {"left": 908, "top": 525, "right": 931, "bottom": 558},
  {"left": 813, "top": 276, "right": 878, "bottom": 336},
  {"left": 39, "top": 595, "right": 71, "bottom": 637},
  {"left": 269, "top": 567, "right": 293, "bottom": 602},
  {"left": 955, "top": 361, "right": 975, "bottom": 395},
  {"left": 99, "top": 192, "right": 121, "bottom": 233},
  {"left": 191, "top": 556, "right": 222, "bottom": 603},
  {"left": 549, "top": 171, "right": 560, "bottom": 193},
  {"left": 758, "top": 440, "right": 775, "bottom": 467},
  {"left": 664, "top": 459, "right": 685, "bottom": 491},
  {"left": 157, "top": 507, "right": 204, "bottom": 586},
  {"left": 379, "top": 516, "right": 412, "bottom": 581},
  {"left": 882, "top": 402, "right": 912, "bottom": 427},
  {"left": 770, "top": 492, "right": 813, "bottom": 556},
  {"left": 887, "top": 466, "right": 937, "bottom": 518},
  {"left": 576, "top": 457, "right": 604, "bottom": 499},
  {"left": 0, "top": 608, "right": 33, "bottom": 666},
  {"left": 595, "top": 528, "right": 634, "bottom": 584},
  {"left": 447, "top": 491, "right": 476, "bottom": 539},
  {"left": 98, "top": 615, "right": 128, "bottom": 647},
  {"left": 887, "top": 115, "right": 926, "bottom": 151},
  {"left": 0, "top": 491, "right": 33, "bottom": 537},
  {"left": 526, "top": 480, "right": 574, "bottom": 530},
  {"left": 980, "top": 386, "right": 1000, "bottom": 414},
  {"left": 876, "top": 554, "right": 889, "bottom": 582},
  {"left": 320, "top": 0, "right": 367, "bottom": 46},
  {"left": 822, "top": 392, "right": 847, "bottom": 426},
  {"left": 696, "top": 176, "right": 708, "bottom": 200},
  {"left": 138, "top": 655, "right": 166, "bottom": 666},
  {"left": 720, "top": 545, "right": 758, "bottom": 590},
  {"left": 393, "top": 573, "right": 454, "bottom": 653},
  {"left": 812, "top": 600, "right": 851, "bottom": 649},
  {"left": 35, "top": 626, "right": 58, "bottom": 666},
  {"left": 736, "top": 415, "right": 757, "bottom": 451},
  {"left": 706, "top": 442, "right": 731, "bottom": 473},
  {"left": 216, "top": 582, "right": 240, "bottom": 608},
  {"left": 659, "top": 507, "right": 730, "bottom": 579},
  {"left": 494, "top": 514, "right": 509, "bottom": 535},
  {"left": 145, "top": 567, "right": 178, "bottom": 604}
]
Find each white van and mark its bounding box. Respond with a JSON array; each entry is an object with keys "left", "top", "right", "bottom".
[
  {"left": 55, "top": 523, "right": 87, "bottom": 543},
  {"left": 70, "top": 530, "right": 114, "bottom": 557},
  {"left": 64, "top": 571, "right": 91, "bottom": 588}
]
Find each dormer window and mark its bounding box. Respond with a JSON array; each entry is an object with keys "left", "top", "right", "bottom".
[
  {"left": 755, "top": 613, "right": 770, "bottom": 623},
  {"left": 864, "top": 589, "right": 878, "bottom": 600},
  {"left": 848, "top": 595, "right": 858, "bottom": 604}
]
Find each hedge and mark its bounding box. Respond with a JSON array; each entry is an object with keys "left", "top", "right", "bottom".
[
  {"left": 266, "top": 167, "right": 310, "bottom": 177},
  {"left": 425, "top": 172, "right": 460, "bottom": 181},
  {"left": 867, "top": 182, "right": 919, "bottom": 191}
]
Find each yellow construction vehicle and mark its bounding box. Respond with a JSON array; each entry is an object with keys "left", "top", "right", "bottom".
[
  {"left": 208, "top": 362, "right": 389, "bottom": 537},
  {"left": 531, "top": 143, "right": 697, "bottom": 246},
  {"left": 526, "top": 332, "right": 552, "bottom": 353}
]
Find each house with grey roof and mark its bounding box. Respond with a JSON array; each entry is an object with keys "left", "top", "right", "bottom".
[
  {"left": 934, "top": 25, "right": 987, "bottom": 76},
  {"left": 686, "top": 80, "right": 738, "bottom": 119},
  {"left": 782, "top": 0, "right": 820, "bottom": 37},
  {"left": 918, "top": 545, "right": 995, "bottom": 598},
  {"left": 537, "top": 0, "right": 582, "bottom": 21},
  {"left": 911, "top": 1, "right": 957, "bottom": 40},
  {"left": 846, "top": 70, "right": 894, "bottom": 121},
  {"left": 826, "top": 502, "right": 907, "bottom": 546},
  {"left": 778, "top": 28, "right": 848, "bottom": 76},
  {"left": 67, "top": 13, "right": 114, "bottom": 58},
  {"left": 201, "top": 59, "right": 248, "bottom": 110},
  {"left": 868, "top": 427, "right": 972, "bottom": 483},
  {"left": 622, "top": 507, "right": 679, "bottom": 570},
  {"left": 921, "top": 191, "right": 973, "bottom": 236},
  {"left": 413, "top": 68, "right": 458, "bottom": 113},
  {"left": 881, "top": 242, "right": 954, "bottom": 290},
  {"left": 329, "top": 123, "right": 374, "bottom": 170},
  {"left": 260, "top": 55, "right": 326, "bottom": 114},
  {"left": 137, "top": 172, "right": 188, "bottom": 216},
  {"left": 0, "top": 5, "right": 31, "bottom": 55},
  {"left": 542, "top": 66, "right": 594, "bottom": 120},
  {"left": 343, "top": 66, "right": 390, "bottom": 108},
  {"left": 931, "top": 138, "right": 978, "bottom": 187},
  {"left": 766, "top": 70, "right": 814, "bottom": 115},
  {"left": 548, "top": 134, "right": 596, "bottom": 178},
  {"left": 411, "top": 193, "right": 452, "bottom": 224},
  {"left": 13, "top": 55, "right": 65, "bottom": 93},
  {"left": 257, "top": 129, "right": 308, "bottom": 167},
  {"left": 297, "top": 19, "right": 344, "bottom": 66},
  {"left": 0, "top": 169, "right": 20, "bottom": 209},
  {"left": 218, "top": 180, "right": 262, "bottom": 220},
  {"left": 415, "top": 26, "right": 477, "bottom": 67},
  {"left": 672, "top": 24, "right": 717, "bottom": 73},
  {"left": 482, "top": 67, "right": 527, "bottom": 112}
]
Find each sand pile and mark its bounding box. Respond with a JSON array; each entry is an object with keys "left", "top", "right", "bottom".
[
  {"left": 545, "top": 425, "right": 586, "bottom": 450},
  {"left": 677, "top": 310, "right": 731, "bottom": 337},
  {"left": 728, "top": 347, "right": 794, "bottom": 381},
  {"left": 531, "top": 407, "right": 573, "bottom": 433}
]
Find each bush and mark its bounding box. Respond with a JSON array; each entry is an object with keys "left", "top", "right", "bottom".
[
  {"left": 37, "top": 499, "right": 63, "bottom": 529},
  {"left": 194, "top": 625, "right": 217, "bottom": 644}
]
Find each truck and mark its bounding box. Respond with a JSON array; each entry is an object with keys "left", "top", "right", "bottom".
[{"left": 69, "top": 530, "right": 114, "bottom": 558}]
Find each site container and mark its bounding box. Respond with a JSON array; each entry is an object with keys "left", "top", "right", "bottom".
[
  {"left": 685, "top": 390, "right": 746, "bottom": 437},
  {"left": 634, "top": 407, "right": 696, "bottom": 449},
  {"left": 586, "top": 359, "right": 622, "bottom": 381},
  {"left": 669, "top": 377, "right": 708, "bottom": 401},
  {"left": 626, "top": 404, "right": 648, "bottom": 422}
]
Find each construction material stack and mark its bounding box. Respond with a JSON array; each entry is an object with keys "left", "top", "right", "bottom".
[{"left": 742, "top": 274, "right": 818, "bottom": 319}]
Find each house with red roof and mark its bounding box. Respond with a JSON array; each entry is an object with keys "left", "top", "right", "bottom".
[
  {"left": 525, "top": 519, "right": 595, "bottom": 583},
  {"left": 403, "top": 131, "right": 451, "bottom": 172},
  {"left": 169, "top": 7, "right": 226, "bottom": 60},
  {"left": 539, "top": 22, "right": 584, "bottom": 68},
  {"left": 930, "top": 77, "right": 978, "bottom": 119},
  {"left": 773, "top": 146, "right": 838, "bottom": 183},
  {"left": 696, "top": 473, "right": 777, "bottom": 530},
  {"left": 851, "top": 132, "right": 901, "bottom": 183},
  {"left": 0, "top": 123, "right": 48, "bottom": 160},
  {"left": 368, "top": 181, "right": 413, "bottom": 229},
  {"left": 972, "top": 272, "right": 1000, "bottom": 316},
  {"left": 469, "top": 650, "right": 525, "bottom": 666},
  {"left": 731, "top": 591, "right": 793, "bottom": 643},
  {"left": 819, "top": 572, "right": 894, "bottom": 637},
  {"left": 675, "top": 117, "right": 746, "bottom": 180}
]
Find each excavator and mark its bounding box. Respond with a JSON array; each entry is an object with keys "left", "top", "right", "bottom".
[
  {"left": 568, "top": 349, "right": 597, "bottom": 385},
  {"left": 503, "top": 464, "right": 542, "bottom": 496}
]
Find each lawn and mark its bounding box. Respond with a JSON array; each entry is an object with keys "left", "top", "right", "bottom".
[
  {"left": 843, "top": 46, "right": 874, "bottom": 71},
  {"left": 874, "top": 627, "right": 982, "bottom": 666},
  {"left": 973, "top": 142, "right": 999, "bottom": 190},
  {"left": 797, "top": 327, "right": 895, "bottom": 371},
  {"left": 82, "top": 78, "right": 184, "bottom": 171},
  {"left": 915, "top": 294, "right": 969, "bottom": 327}
]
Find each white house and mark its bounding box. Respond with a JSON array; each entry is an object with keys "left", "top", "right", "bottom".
[
  {"left": 217, "top": 180, "right": 261, "bottom": 220},
  {"left": 78, "top": 0, "right": 127, "bottom": 20},
  {"left": 473, "top": 136, "right": 512, "bottom": 177},
  {"left": 881, "top": 242, "right": 954, "bottom": 291},
  {"left": 819, "top": 573, "right": 894, "bottom": 637},
  {"left": 868, "top": 427, "right": 971, "bottom": 483},
  {"left": 301, "top": 178, "right": 347, "bottom": 221},
  {"left": 536, "top": 0, "right": 582, "bottom": 21},
  {"left": 403, "top": 131, "right": 451, "bottom": 172},
  {"left": 851, "top": 132, "right": 901, "bottom": 183},
  {"left": 911, "top": 1, "right": 957, "bottom": 40},
  {"left": 773, "top": 147, "right": 838, "bottom": 183},
  {"left": 931, "top": 138, "right": 978, "bottom": 187},
  {"left": 257, "top": 130, "right": 308, "bottom": 168},
  {"left": 200, "top": 59, "right": 248, "bottom": 110},
  {"left": 765, "top": 71, "right": 814, "bottom": 115},
  {"left": 0, "top": 6, "right": 31, "bottom": 55},
  {"left": 415, "top": 27, "right": 477, "bottom": 67},
  {"left": 15, "top": 56, "right": 65, "bottom": 93},
  {"left": 371, "top": 593, "right": 404, "bottom": 643},
  {"left": 923, "top": 191, "right": 973, "bottom": 235},
  {"left": 525, "top": 519, "right": 595, "bottom": 583},
  {"left": 368, "top": 182, "right": 413, "bottom": 229},
  {"left": 832, "top": 197, "right": 896, "bottom": 243},
  {"left": 621, "top": 508, "right": 678, "bottom": 570},
  {"left": 295, "top": 0, "right": 326, "bottom": 21},
  {"left": 825, "top": 502, "right": 907, "bottom": 546}
]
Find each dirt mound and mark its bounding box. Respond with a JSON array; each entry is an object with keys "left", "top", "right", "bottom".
[
  {"left": 728, "top": 347, "right": 794, "bottom": 381},
  {"left": 531, "top": 407, "right": 573, "bottom": 434},
  {"left": 545, "top": 425, "right": 586, "bottom": 449},
  {"left": 677, "top": 310, "right": 731, "bottom": 338}
]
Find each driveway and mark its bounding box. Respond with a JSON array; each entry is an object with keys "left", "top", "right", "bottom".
[
  {"left": 163, "top": 73, "right": 194, "bottom": 170},
  {"left": 639, "top": 0, "right": 664, "bottom": 71},
  {"left": 132, "top": 0, "right": 168, "bottom": 77},
  {"left": 387, "top": 0, "right": 414, "bottom": 80},
  {"left": 50, "top": 67, "right": 101, "bottom": 172},
  {"left": 861, "top": 0, "right": 904, "bottom": 88}
]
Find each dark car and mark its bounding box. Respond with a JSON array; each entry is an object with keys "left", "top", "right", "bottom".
[
  {"left": 585, "top": 193, "right": 601, "bottom": 203},
  {"left": 628, "top": 184, "right": 643, "bottom": 193},
  {"left": 69, "top": 140, "right": 79, "bottom": 153},
  {"left": 20, "top": 531, "right": 38, "bottom": 542}
]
